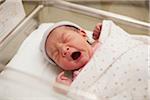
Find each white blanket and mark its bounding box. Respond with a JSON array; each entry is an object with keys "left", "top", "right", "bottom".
[
  {"left": 0, "top": 23, "right": 66, "bottom": 100},
  {"left": 69, "top": 20, "right": 149, "bottom": 100},
  {"left": 0, "top": 21, "right": 149, "bottom": 100}
]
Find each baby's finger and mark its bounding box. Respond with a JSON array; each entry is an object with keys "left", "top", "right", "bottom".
[
  {"left": 93, "top": 29, "right": 99, "bottom": 34},
  {"left": 57, "top": 77, "right": 72, "bottom": 85},
  {"left": 93, "top": 31, "right": 99, "bottom": 40},
  {"left": 58, "top": 72, "right": 71, "bottom": 80},
  {"left": 61, "top": 75, "right": 70, "bottom": 80},
  {"left": 61, "top": 79, "right": 72, "bottom": 85},
  {"left": 57, "top": 72, "right": 64, "bottom": 80},
  {"left": 96, "top": 23, "right": 102, "bottom": 29}
]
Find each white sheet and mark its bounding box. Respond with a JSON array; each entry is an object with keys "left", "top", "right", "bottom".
[
  {"left": 5, "top": 23, "right": 94, "bottom": 82},
  {"left": 6, "top": 23, "right": 61, "bottom": 82},
  {"left": 0, "top": 23, "right": 94, "bottom": 100},
  {"left": 69, "top": 20, "right": 149, "bottom": 100},
  {"left": 0, "top": 22, "right": 149, "bottom": 100},
  {"left": 4, "top": 23, "right": 150, "bottom": 83},
  {"left": 0, "top": 23, "right": 66, "bottom": 100}
]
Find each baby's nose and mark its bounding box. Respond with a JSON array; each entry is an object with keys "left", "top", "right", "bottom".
[{"left": 62, "top": 46, "right": 70, "bottom": 57}]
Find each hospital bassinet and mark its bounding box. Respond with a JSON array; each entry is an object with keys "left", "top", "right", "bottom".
[{"left": 0, "top": 0, "right": 149, "bottom": 100}]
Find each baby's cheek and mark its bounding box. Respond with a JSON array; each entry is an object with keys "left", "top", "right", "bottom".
[
  {"left": 80, "top": 54, "right": 90, "bottom": 64},
  {"left": 59, "top": 60, "right": 75, "bottom": 70}
]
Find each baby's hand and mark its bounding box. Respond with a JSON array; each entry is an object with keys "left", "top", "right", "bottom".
[
  {"left": 54, "top": 71, "right": 72, "bottom": 95},
  {"left": 56, "top": 71, "right": 72, "bottom": 86},
  {"left": 93, "top": 23, "right": 102, "bottom": 40}
]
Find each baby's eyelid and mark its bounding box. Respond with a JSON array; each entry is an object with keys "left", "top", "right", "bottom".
[
  {"left": 63, "top": 37, "right": 67, "bottom": 43},
  {"left": 52, "top": 51, "right": 59, "bottom": 61},
  {"left": 63, "top": 35, "right": 69, "bottom": 43},
  {"left": 64, "top": 34, "right": 73, "bottom": 43},
  {"left": 62, "top": 33, "right": 67, "bottom": 42}
]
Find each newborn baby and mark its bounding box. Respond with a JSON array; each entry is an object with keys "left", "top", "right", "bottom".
[
  {"left": 41, "top": 21, "right": 101, "bottom": 85},
  {"left": 41, "top": 21, "right": 148, "bottom": 100}
]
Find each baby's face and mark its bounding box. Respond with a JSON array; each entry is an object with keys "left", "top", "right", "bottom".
[{"left": 46, "top": 26, "right": 93, "bottom": 70}]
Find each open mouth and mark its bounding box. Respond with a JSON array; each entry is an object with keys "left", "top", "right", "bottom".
[{"left": 71, "top": 51, "right": 81, "bottom": 60}]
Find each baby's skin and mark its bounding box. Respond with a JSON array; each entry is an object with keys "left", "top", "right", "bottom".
[{"left": 45, "top": 23, "right": 102, "bottom": 86}]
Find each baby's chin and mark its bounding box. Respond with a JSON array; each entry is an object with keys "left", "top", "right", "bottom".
[
  {"left": 62, "top": 58, "right": 89, "bottom": 70},
  {"left": 61, "top": 52, "right": 92, "bottom": 70},
  {"left": 76, "top": 55, "right": 90, "bottom": 68}
]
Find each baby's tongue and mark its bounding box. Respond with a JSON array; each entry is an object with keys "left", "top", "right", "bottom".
[{"left": 71, "top": 51, "right": 81, "bottom": 60}]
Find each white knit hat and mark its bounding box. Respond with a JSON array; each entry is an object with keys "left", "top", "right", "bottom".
[{"left": 40, "top": 21, "right": 81, "bottom": 65}]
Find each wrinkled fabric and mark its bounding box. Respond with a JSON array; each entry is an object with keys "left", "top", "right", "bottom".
[{"left": 69, "top": 20, "right": 149, "bottom": 100}]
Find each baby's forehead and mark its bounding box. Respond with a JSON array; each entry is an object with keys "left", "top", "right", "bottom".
[
  {"left": 53, "top": 25, "right": 78, "bottom": 31},
  {"left": 52, "top": 25, "right": 68, "bottom": 32},
  {"left": 50, "top": 25, "right": 79, "bottom": 35}
]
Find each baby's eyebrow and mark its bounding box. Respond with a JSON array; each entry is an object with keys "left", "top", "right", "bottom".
[
  {"left": 51, "top": 48, "right": 56, "bottom": 55},
  {"left": 61, "top": 32, "right": 67, "bottom": 40},
  {"left": 60, "top": 33, "right": 67, "bottom": 41},
  {"left": 50, "top": 48, "right": 58, "bottom": 61}
]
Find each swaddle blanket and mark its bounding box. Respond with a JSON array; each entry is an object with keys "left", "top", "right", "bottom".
[{"left": 68, "top": 20, "right": 149, "bottom": 100}]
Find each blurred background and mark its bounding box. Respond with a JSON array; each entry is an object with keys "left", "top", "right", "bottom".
[{"left": 23, "top": 0, "right": 149, "bottom": 35}]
